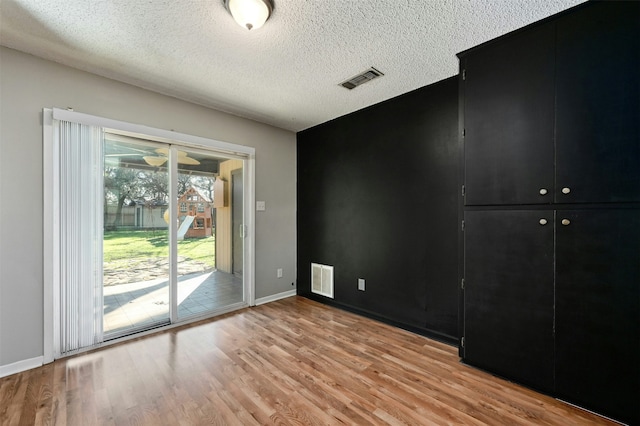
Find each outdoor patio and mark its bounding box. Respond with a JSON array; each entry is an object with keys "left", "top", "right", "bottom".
[{"left": 103, "top": 270, "right": 243, "bottom": 336}]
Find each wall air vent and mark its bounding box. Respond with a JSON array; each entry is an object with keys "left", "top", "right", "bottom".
[
  {"left": 311, "top": 263, "right": 334, "bottom": 298},
  {"left": 340, "top": 67, "right": 384, "bottom": 90}
]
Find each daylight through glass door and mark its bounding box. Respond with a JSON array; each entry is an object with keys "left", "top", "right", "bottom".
[
  {"left": 102, "top": 135, "right": 245, "bottom": 337},
  {"left": 176, "top": 149, "right": 243, "bottom": 319},
  {"left": 103, "top": 135, "right": 171, "bottom": 337}
]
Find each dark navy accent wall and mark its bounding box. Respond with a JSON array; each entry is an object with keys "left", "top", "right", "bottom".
[{"left": 297, "top": 76, "right": 459, "bottom": 342}]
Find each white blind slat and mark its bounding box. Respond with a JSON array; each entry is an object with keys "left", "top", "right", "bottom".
[{"left": 56, "top": 120, "right": 104, "bottom": 356}]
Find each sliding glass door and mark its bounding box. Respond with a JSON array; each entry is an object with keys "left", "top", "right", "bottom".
[
  {"left": 176, "top": 150, "right": 244, "bottom": 319},
  {"left": 103, "top": 135, "right": 171, "bottom": 337},
  {"left": 101, "top": 135, "right": 247, "bottom": 337},
  {"left": 46, "top": 107, "right": 255, "bottom": 360},
  {"left": 175, "top": 148, "right": 216, "bottom": 319}
]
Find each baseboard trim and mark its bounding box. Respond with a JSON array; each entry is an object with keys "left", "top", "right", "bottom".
[
  {"left": 254, "top": 289, "right": 297, "bottom": 306},
  {"left": 0, "top": 356, "right": 44, "bottom": 378}
]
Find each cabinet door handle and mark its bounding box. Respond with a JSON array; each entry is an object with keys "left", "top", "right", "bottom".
[
  {"left": 539, "top": 188, "right": 548, "bottom": 195},
  {"left": 561, "top": 219, "right": 571, "bottom": 226},
  {"left": 561, "top": 187, "right": 571, "bottom": 194},
  {"left": 539, "top": 218, "right": 548, "bottom": 225}
]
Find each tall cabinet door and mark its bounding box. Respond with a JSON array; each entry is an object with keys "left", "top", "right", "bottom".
[
  {"left": 555, "top": 209, "right": 640, "bottom": 425},
  {"left": 462, "top": 23, "right": 555, "bottom": 206},
  {"left": 555, "top": 1, "right": 640, "bottom": 203},
  {"left": 464, "top": 210, "right": 554, "bottom": 392}
]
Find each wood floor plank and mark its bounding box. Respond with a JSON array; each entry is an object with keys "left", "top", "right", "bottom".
[{"left": 0, "top": 296, "right": 619, "bottom": 425}]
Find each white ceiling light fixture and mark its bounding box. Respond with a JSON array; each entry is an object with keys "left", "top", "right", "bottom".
[{"left": 224, "top": 0, "right": 274, "bottom": 31}]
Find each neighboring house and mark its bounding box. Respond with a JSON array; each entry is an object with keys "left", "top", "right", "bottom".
[{"left": 178, "top": 186, "right": 214, "bottom": 238}]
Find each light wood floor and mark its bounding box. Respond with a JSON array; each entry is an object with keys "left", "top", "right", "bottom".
[{"left": 1, "top": 296, "right": 616, "bottom": 425}]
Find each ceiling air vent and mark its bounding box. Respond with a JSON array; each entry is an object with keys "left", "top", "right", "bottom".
[{"left": 340, "top": 67, "right": 384, "bottom": 90}]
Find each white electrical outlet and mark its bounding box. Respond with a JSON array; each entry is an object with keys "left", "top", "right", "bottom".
[
  {"left": 277, "top": 268, "right": 283, "bottom": 278},
  {"left": 256, "top": 201, "right": 266, "bottom": 211},
  {"left": 358, "top": 278, "right": 365, "bottom": 291}
]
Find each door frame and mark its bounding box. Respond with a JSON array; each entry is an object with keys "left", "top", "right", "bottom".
[
  {"left": 231, "top": 168, "right": 243, "bottom": 277},
  {"left": 43, "top": 108, "right": 256, "bottom": 363}
]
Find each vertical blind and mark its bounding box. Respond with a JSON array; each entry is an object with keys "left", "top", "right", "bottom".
[{"left": 55, "top": 120, "right": 104, "bottom": 356}]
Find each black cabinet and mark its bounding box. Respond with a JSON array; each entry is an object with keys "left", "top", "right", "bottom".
[
  {"left": 555, "top": 209, "right": 640, "bottom": 425},
  {"left": 459, "top": 2, "right": 639, "bottom": 424},
  {"left": 462, "top": 1, "right": 640, "bottom": 206},
  {"left": 464, "top": 210, "right": 554, "bottom": 393},
  {"left": 555, "top": 1, "right": 640, "bottom": 204},
  {"left": 464, "top": 209, "right": 640, "bottom": 423},
  {"left": 462, "top": 24, "right": 555, "bottom": 206}
]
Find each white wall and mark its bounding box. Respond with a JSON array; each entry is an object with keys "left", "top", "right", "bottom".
[{"left": 0, "top": 46, "right": 296, "bottom": 371}]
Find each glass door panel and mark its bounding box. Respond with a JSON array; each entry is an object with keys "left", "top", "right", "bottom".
[
  {"left": 175, "top": 149, "right": 244, "bottom": 319},
  {"left": 103, "top": 135, "right": 170, "bottom": 337}
]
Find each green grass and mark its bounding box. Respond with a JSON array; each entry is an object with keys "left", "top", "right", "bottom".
[{"left": 103, "top": 230, "right": 215, "bottom": 269}]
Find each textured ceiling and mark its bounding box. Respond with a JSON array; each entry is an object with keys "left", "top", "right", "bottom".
[{"left": 0, "top": 0, "right": 584, "bottom": 132}]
